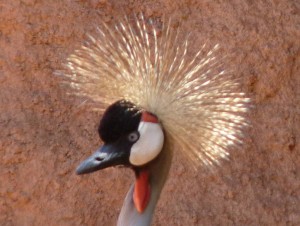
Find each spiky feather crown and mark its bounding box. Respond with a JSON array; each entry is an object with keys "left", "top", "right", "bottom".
[{"left": 64, "top": 15, "right": 251, "bottom": 168}]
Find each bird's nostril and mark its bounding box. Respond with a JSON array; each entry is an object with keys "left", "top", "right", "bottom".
[{"left": 95, "top": 157, "right": 104, "bottom": 161}]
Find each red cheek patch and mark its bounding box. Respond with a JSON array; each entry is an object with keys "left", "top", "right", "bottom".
[{"left": 141, "top": 112, "right": 158, "bottom": 123}]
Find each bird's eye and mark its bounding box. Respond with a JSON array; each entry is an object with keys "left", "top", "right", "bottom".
[{"left": 128, "top": 131, "right": 139, "bottom": 142}]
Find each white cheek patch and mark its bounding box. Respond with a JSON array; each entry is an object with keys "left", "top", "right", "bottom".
[{"left": 129, "top": 122, "right": 164, "bottom": 166}]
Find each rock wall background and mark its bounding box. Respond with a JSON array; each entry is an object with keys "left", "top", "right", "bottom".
[{"left": 0, "top": 1, "right": 299, "bottom": 225}]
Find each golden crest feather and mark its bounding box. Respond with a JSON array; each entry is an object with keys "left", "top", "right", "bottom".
[{"left": 64, "top": 15, "right": 251, "bottom": 168}]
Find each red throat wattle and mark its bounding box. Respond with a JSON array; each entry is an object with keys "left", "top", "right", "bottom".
[{"left": 133, "top": 170, "right": 151, "bottom": 213}]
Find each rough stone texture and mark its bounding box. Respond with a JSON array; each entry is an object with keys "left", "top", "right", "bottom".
[{"left": 0, "top": 1, "right": 299, "bottom": 225}]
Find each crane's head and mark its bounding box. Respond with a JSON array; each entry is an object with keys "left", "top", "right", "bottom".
[
  {"left": 65, "top": 16, "right": 251, "bottom": 225},
  {"left": 76, "top": 99, "right": 164, "bottom": 213}
]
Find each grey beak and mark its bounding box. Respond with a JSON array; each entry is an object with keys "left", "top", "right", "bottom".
[{"left": 76, "top": 143, "right": 130, "bottom": 175}]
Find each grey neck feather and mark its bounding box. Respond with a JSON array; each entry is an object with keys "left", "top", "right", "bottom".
[{"left": 117, "top": 137, "right": 173, "bottom": 226}]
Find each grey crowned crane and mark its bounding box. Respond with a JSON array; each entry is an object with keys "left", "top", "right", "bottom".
[{"left": 64, "top": 15, "right": 250, "bottom": 226}]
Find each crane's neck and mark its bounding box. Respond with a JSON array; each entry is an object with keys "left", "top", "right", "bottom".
[{"left": 117, "top": 137, "right": 173, "bottom": 226}]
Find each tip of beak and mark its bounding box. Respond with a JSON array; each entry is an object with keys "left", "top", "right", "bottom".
[
  {"left": 75, "top": 158, "right": 98, "bottom": 175},
  {"left": 75, "top": 165, "right": 87, "bottom": 175}
]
